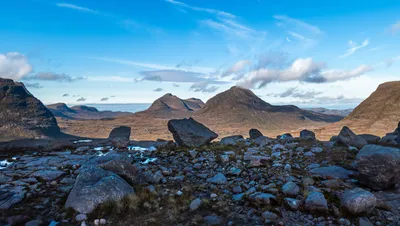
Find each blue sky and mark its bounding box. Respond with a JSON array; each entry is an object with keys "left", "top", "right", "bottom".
[{"left": 0, "top": 0, "right": 399, "bottom": 108}]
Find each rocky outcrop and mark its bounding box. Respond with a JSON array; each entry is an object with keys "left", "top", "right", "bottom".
[
  {"left": 65, "top": 166, "right": 135, "bottom": 214},
  {"left": 335, "top": 126, "right": 367, "bottom": 149},
  {"left": 356, "top": 145, "right": 400, "bottom": 190},
  {"left": 167, "top": 117, "right": 218, "bottom": 147},
  {"left": 0, "top": 78, "right": 61, "bottom": 140}
]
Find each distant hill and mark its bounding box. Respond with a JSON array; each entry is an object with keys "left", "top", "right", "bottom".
[
  {"left": 47, "top": 103, "right": 132, "bottom": 120},
  {"left": 0, "top": 78, "right": 62, "bottom": 141},
  {"left": 136, "top": 93, "right": 205, "bottom": 118},
  {"left": 192, "top": 86, "right": 343, "bottom": 134},
  {"left": 305, "top": 108, "right": 353, "bottom": 117}
]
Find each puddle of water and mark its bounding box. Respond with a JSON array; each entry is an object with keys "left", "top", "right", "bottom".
[{"left": 73, "top": 139, "right": 93, "bottom": 144}]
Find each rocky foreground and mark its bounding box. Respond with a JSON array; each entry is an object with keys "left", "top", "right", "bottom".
[{"left": 1, "top": 119, "right": 400, "bottom": 226}]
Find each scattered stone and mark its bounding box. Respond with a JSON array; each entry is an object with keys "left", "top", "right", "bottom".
[
  {"left": 310, "top": 166, "right": 354, "bottom": 180},
  {"left": 203, "top": 215, "right": 223, "bottom": 225},
  {"left": 305, "top": 192, "right": 328, "bottom": 212},
  {"left": 189, "top": 198, "right": 202, "bottom": 211},
  {"left": 25, "top": 219, "right": 43, "bottom": 226},
  {"left": 207, "top": 173, "right": 227, "bottom": 185},
  {"left": 285, "top": 198, "right": 301, "bottom": 210},
  {"left": 311, "top": 147, "right": 323, "bottom": 153},
  {"left": 249, "top": 129, "right": 263, "bottom": 139},
  {"left": 341, "top": 188, "right": 377, "bottom": 215},
  {"left": 220, "top": 135, "right": 244, "bottom": 145},
  {"left": 76, "top": 214, "right": 87, "bottom": 222},
  {"left": 167, "top": 117, "right": 218, "bottom": 147},
  {"left": 282, "top": 182, "right": 300, "bottom": 197},
  {"left": 262, "top": 211, "right": 279, "bottom": 223},
  {"left": 356, "top": 145, "right": 400, "bottom": 190}
]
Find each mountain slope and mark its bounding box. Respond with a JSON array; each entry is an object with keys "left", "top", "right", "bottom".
[
  {"left": 193, "top": 86, "right": 343, "bottom": 134},
  {"left": 0, "top": 78, "right": 61, "bottom": 140},
  {"left": 47, "top": 103, "right": 132, "bottom": 120}
]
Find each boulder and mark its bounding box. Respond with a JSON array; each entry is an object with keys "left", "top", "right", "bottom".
[
  {"left": 300, "top": 129, "right": 316, "bottom": 140},
  {"left": 220, "top": 135, "right": 244, "bottom": 145},
  {"left": 335, "top": 126, "right": 367, "bottom": 149},
  {"left": 359, "top": 134, "right": 380, "bottom": 145},
  {"left": 99, "top": 159, "right": 138, "bottom": 185},
  {"left": 65, "top": 167, "right": 135, "bottom": 214},
  {"left": 249, "top": 129, "right": 263, "bottom": 139},
  {"left": 305, "top": 192, "right": 328, "bottom": 212},
  {"left": 282, "top": 182, "right": 300, "bottom": 196},
  {"left": 340, "top": 188, "right": 376, "bottom": 215},
  {"left": 356, "top": 145, "right": 400, "bottom": 190},
  {"left": 207, "top": 173, "right": 227, "bottom": 185},
  {"left": 0, "top": 78, "right": 61, "bottom": 140},
  {"left": 167, "top": 117, "right": 218, "bottom": 147},
  {"left": 108, "top": 126, "right": 131, "bottom": 148}
]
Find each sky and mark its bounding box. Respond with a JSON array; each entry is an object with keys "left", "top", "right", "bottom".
[{"left": 0, "top": 0, "right": 400, "bottom": 108}]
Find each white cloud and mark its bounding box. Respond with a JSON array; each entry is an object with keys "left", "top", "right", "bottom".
[
  {"left": 56, "top": 3, "right": 99, "bottom": 14},
  {"left": 189, "top": 82, "right": 219, "bottom": 93},
  {"left": 221, "top": 60, "right": 251, "bottom": 78},
  {"left": 0, "top": 52, "right": 33, "bottom": 81},
  {"left": 165, "top": 0, "right": 235, "bottom": 18},
  {"left": 237, "top": 58, "right": 373, "bottom": 88},
  {"left": 24, "top": 72, "right": 84, "bottom": 82},
  {"left": 390, "top": 21, "right": 400, "bottom": 34},
  {"left": 274, "top": 15, "right": 322, "bottom": 35},
  {"left": 339, "top": 39, "right": 369, "bottom": 58}
]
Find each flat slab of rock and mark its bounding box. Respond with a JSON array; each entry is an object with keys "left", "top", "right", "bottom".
[
  {"left": 356, "top": 145, "right": 400, "bottom": 190},
  {"left": 65, "top": 166, "right": 135, "bottom": 214},
  {"left": 31, "top": 170, "right": 66, "bottom": 181},
  {"left": 310, "top": 166, "right": 354, "bottom": 180},
  {"left": 167, "top": 117, "right": 218, "bottom": 147}
]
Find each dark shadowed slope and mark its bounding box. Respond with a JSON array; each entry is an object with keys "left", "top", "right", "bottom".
[{"left": 0, "top": 78, "right": 61, "bottom": 141}]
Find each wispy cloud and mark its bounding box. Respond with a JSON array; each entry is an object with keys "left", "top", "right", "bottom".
[
  {"left": 189, "top": 81, "right": 219, "bottom": 93},
  {"left": 77, "top": 97, "right": 86, "bottom": 102},
  {"left": 24, "top": 72, "right": 85, "bottom": 82},
  {"left": 339, "top": 39, "right": 369, "bottom": 58},
  {"left": 139, "top": 70, "right": 212, "bottom": 83},
  {"left": 389, "top": 21, "right": 400, "bottom": 34},
  {"left": 221, "top": 60, "right": 251, "bottom": 78},
  {"left": 62, "top": 94, "right": 69, "bottom": 97},
  {"left": 153, "top": 88, "right": 164, "bottom": 92},
  {"left": 100, "top": 97, "right": 109, "bottom": 101},
  {"left": 92, "top": 57, "right": 214, "bottom": 73},
  {"left": 274, "top": 15, "right": 322, "bottom": 35},
  {"left": 165, "top": 0, "right": 235, "bottom": 18},
  {"left": 24, "top": 82, "right": 43, "bottom": 89},
  {"left": 56, "top": 3, "right": 99, "bottom": 14}
]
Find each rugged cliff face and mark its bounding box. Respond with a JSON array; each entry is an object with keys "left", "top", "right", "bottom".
[{"left": 0, "top": 78, "right": 61, "bottom": 140}]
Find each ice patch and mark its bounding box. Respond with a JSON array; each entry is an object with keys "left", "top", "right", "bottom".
[
  {"left": 128, "top": 146, "right": 156, "bottom": 151},
  {"left": 0, "top": 160, "right": 13, "bottom": 170},
  {"left": 73, "top": 139, "right": 93, "bottom": 144},
  {"left": 141, "top": 158, "right": 157, "bottom": 165}
]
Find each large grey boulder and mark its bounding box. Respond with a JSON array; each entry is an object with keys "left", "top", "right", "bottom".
[
  {"left": 340, "top": 188, "right": 376, "bottom": 215},
  {"left": 99, "top": 159, "right": 138, "bottom": 185},
  {"left": 220, "top": 135, "right": 244, "bottom": 145},
  {"left": 108, "top": 126, "right": 131, "bottom": 148},
  {"left": 249, "top": 129, "right": 263, "bottom": 139},
  {"left": 65, "top": 167, "right": 135, "bottom": 214},
  {"left": 167, "top": 117, "right": 218, "bottom": 147},
  {"left": 300, "top": 129, "right": 316, "bottom": 140},
  {"left": 335, "top": 126, "right": 367, "bottom": 149},
  {"left": 356, "top": 145, "right": 400, "bottom": 190},
  {"left": 359, "top": 134, "right": 380, "bottom": 145}
]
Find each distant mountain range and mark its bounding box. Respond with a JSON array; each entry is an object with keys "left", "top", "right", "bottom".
[
  {"left": 47, "top": 103, "right": 133, "bottom": 120},
  {"left": 304, "top": 108, "right": 353, "bottom": 117}
]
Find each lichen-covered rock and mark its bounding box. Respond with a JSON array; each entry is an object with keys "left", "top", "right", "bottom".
[
  {"left": 167, "top": 117, "right": 218, "bottom": 147},
  {"left": 356, "top": 145, "right": 400, "bottom": 190},
  {"left": 65, "top": 167, "right": 135, "bottom": 214},
  {"left": 340, "top": 188, "right": 376, "bottom": 215}
]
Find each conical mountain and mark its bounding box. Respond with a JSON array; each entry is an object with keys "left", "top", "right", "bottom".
[{"left": 194, "top": 86, "right": 343, "bottom": 135}]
